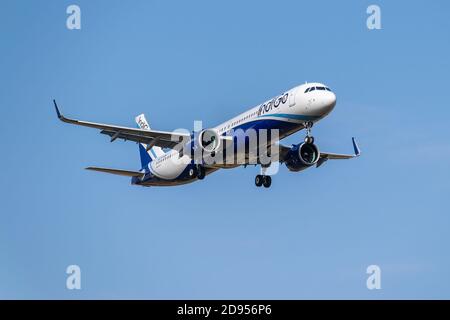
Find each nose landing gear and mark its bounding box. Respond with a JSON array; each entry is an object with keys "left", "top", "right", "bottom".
[{"left": 304, "top": 121, "right": 315, "bottom": 144}]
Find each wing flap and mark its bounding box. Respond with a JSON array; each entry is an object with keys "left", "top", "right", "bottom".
[
  {"left": 319, "top": 152, "right": 356, "bottom": 160},
  {"left": 99, "top": 129, "right": 181, "bottom": 149}
]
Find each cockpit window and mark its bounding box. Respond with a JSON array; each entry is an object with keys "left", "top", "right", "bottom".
[{"left": 305, "top": 86, "right": 332, "bottom": 93}]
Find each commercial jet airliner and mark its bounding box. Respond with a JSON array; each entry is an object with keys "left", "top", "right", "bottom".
[{"left": 54, "top": 82, "right": 360, "bottom": 188}]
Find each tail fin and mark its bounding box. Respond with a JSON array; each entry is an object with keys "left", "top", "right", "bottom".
[
  {"left": 135, "top": 114, "right": 165, "bottom": 170},
  {"left": 139, "top": 143, "right": 152, "bottom": 170}
]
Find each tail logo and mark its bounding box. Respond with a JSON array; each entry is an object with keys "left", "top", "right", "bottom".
[{"left": 136, "top": 115, "right": 149, "bottom": 130}]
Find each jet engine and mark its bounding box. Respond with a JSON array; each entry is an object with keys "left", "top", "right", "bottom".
[
  {"left": 198, "top": 129, "right": 221, "bottom": 153},
  {"left": 284, "top": 142, "right": 320, "bottom": 172}
]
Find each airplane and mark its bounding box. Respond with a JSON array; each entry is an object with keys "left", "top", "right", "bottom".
[{"left": 54, "top": 82, "right": 360, "bottom": 188}]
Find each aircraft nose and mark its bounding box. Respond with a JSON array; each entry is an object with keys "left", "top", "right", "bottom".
[
  {"left": 320, "top": 91, "right": 336, "bottom": 114},
  {"left": 325, "top": 92, "right": 336, "bottom": 108}
]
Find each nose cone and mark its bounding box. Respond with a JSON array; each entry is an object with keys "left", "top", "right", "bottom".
[
  {"left": 319, "top": 91, "right": 336, "bottom": 115},
  {"left": 324, "top": 91, "right": 336, "bottom": 108}
]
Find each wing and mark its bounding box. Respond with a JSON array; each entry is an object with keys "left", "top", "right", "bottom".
[
  {"left": 53, "top": 100, "right": 190, "bottom": 149},
  {"left": 278, "top": 137, "right": 361, "bottom": 167},
  {"left": 320, "top": 137, "right": 361, "bottom": 159}
]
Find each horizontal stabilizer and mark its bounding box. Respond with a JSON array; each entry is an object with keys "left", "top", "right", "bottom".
[{"left": 85, "top": 167, "right": 144, "bottom": 178}]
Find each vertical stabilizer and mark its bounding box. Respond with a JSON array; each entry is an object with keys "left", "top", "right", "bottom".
[{"left": 135, "top": 114, "right": 165, "bottom": 169}]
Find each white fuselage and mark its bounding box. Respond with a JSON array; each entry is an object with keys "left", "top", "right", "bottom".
[{"left": 144, "top": 83, "right": 336, "bottom": 184}]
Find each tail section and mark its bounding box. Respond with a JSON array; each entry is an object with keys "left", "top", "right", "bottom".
[
  {"left": 139, "top": 143, "right": 152, "bottom": 170},
  {"left": 135, "top": 114, "right": 165, "bottom": 170}
]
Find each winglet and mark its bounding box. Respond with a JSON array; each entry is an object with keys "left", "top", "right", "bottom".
[
  {"left": 352, "top": 137, "right": 361, "bottom": 157},
  {"left": 53, "top": 99, "right": 62, "bottom": 119}
]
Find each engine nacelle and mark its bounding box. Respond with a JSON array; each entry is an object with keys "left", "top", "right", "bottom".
[
  {"left": 284, "top": 142, "right": 320, "bottom": 172},
  {"left": 198, "top": 129, "right": 221, "bottom": 153}
]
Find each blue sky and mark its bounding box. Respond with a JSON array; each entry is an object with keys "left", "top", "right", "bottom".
[{"left": 1, "top": 0, "right": 449, "bottom": 299}]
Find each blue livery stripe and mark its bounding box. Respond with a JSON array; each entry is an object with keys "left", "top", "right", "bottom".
[
  {"left": 257, "top": 113, "right": 320, "bottom": 121},
  {"left": 150, "top": 148, "right": 157, "bottom": 159}
]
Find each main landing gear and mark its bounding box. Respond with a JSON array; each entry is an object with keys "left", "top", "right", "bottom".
[
  {"left": 188, "top": 165, "right": 206, "bottom": 180},
  {"left": 304, "top": 121, "right": 314, "bottom": 144},
  {"left": 255, "top": 163, "right": 272, "bottom": 188},
  {"left": 197, "top": 165, "right": 206, "bottom": 180},
  {"left": 255, "top": 175, "right": 272, "bottom": 188}
]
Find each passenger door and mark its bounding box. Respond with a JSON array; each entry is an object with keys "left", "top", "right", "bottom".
[{"left": 289, "top": 88, "right": 297, "bottom": 107}]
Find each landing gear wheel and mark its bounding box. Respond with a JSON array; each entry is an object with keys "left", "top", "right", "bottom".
[
  {"left": 304, "top": 136, "right": 314, "bottom": 144},
  {"left": 197, "top": 165, "right": 206, "bottom": 180},
  {"left": 255, "top": 175, "right": 263, "bottom": 187},
  {"left": 188, "top": 166, "right": 198, "bottom": 178},
  {"left": 263, "top": 175, "right": 272, "bottom": 188}
]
